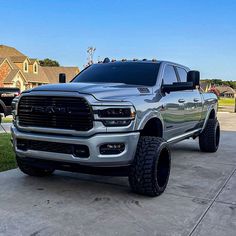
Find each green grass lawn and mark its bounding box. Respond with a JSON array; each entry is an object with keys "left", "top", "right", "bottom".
[
  {"left": 218, "top": 98, "right": 235, "bottom": 106},
  {"left": 0, "top": 134, "right": 17, "bottom": 172},
  {"left": 2, "top": 117, "right": 13, "bottom": 123}
]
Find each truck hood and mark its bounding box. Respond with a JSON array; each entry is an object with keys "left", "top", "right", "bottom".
[{"left": 29, "top": 82, "right": 152, "bottom": 101}]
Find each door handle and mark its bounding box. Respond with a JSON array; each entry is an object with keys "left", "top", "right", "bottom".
[
  {"left": 193, "top": 98, "right": 199, "bottom": 102},
  {"left": 161, "top": 104, "right": 166, "bottom": 110},
  {"left": 178, "top": 99, "right": 185, "bottom": 103}
]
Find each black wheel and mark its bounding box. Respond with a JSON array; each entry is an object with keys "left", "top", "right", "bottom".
[
  {"left": 129, "top": 136, "right": 171, "bottom": 197},
  {"left": 16, "top": 156, "right": 55, "bottom": 177},
  {"left": 199, "top": 118, "right": 220, "bottom": 152}
]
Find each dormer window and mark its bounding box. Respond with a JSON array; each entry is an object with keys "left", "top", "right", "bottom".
[
  {"left": 24, "top": 61, "right": 28, "bottom": 72},
  {"left": 33, "top": 63, "right": 38, "bottom": 74}
]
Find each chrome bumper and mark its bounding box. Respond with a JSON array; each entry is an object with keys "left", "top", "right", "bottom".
[{"left": 11, "top": 125, "right": 140, "bottom": 167}]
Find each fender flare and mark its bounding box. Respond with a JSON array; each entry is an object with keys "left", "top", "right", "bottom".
[
  {"left": 201, "top": 106, "right": 217, "bottom": 133},
  {"left": 136, "top": 111, "right": 164, "bottom": 131}
]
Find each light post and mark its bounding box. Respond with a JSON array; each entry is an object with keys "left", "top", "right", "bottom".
[{"left": 87, "top": 47, "right": 96, "bottom": 66}]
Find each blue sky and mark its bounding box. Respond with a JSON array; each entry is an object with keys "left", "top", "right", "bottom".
[{"left": 1, "top": 0, "right": 236, "bottom": 80}]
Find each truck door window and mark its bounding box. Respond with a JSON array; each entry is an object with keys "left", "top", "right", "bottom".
[
  {"left": 163, "top": 65, "right": 178, "bottom": 84},
  {"left": 176, "top": 67, "right": 187, "bottom": 82}
]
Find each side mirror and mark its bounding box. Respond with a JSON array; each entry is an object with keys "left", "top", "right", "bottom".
[
  {"left": 162, "top": 82, "right": 194, "bottom": 93},
  {"left": 187, "top": 71, "right": 200, "bottom": 87},
  {"left": 59, "top": 73, "right": 66, "bottom": 83}
]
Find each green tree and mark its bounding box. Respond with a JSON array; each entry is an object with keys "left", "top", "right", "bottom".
[
  {"left": 211, "top": 79, "right": 222, "bottom": 85},
  {"left": 39, "top": 58, "right": 60, "bottom": 67}
]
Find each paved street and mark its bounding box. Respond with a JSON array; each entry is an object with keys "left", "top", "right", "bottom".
[{"left": 0, "top": 112, "right": 235, "bottom": 236}]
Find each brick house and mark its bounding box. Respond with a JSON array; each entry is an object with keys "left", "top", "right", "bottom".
[
  {"left": 0, "top": 45, "right": 79, "bottom": 91},
  {"left": 215, "top": 85, "right": 236, "bottom": 98}
]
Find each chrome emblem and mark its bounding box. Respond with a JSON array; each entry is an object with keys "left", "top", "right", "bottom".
[{"left": 31, "top": 106, "right": 67, "bottom": 114}]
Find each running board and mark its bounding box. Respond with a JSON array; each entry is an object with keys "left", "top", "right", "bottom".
[{"left": 167, "top": 129, "right": 201, "bottom": 144}]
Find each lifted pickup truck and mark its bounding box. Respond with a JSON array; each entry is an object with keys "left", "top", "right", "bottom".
[
  {"left": 11, "top": 59, "right": 220, "bottom": 197},
  {"left": 0, "top": 87, "right": 20, "bottom": 123}
]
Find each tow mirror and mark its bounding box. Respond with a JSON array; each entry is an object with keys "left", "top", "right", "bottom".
[
  {"left": 187, "top": 71, "right": 200, "bottom": 87},
  {"left": 59, "top": 73, "right": 66, "bottom": 83},
  {"left": 162, "top": 82, "right": 194, "bottom": 93}
]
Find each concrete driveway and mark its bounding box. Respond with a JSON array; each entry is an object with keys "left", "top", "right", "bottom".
[{"left": 0, "top": 113, "right": 235, "bottom": 236}]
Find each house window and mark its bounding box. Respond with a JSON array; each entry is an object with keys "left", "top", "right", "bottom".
[
  {"left": 24, "top": 61, "right": 28, "bottom": 72},
  {"left": 33, "top": 63, "right": 38, "bottom": 74}
]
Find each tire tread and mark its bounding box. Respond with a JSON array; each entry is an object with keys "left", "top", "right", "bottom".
[
  {"left": 199, "top": 118, "right": 220, "bottom": 152},
  {"left": 129, "top": 136, "right": 170, "bottom": 197}
]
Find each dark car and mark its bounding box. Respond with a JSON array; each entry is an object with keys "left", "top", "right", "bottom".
[{"left": 0, "top": 87, "right": 20, "bottom": 121}]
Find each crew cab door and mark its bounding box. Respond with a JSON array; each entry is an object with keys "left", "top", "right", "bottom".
[
  {"left": 160, "top": 65, "right": 187, "bottom": 140},
  {"left": 175, "top": 67, "right": 203, "bottom": 131}
]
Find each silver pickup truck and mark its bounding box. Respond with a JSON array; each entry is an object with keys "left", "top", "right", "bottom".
[{"left": 11, "top": 59, "right": 220, "bottom": 197}]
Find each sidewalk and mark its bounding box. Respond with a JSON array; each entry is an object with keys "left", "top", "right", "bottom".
[{"left": 0, "top": 123, "right": 12, "bottom": 133}]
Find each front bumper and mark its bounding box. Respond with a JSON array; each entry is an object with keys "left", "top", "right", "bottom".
[{"left": 11, "top": 125, "right": 140, "bottom": 167}]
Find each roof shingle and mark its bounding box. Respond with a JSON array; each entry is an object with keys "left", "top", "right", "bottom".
[
  {"left": 10, "top": 56, "right": 28, "bottom": 63},
  {"left": 3, "top": 69, "right": 20, "bottom": 83},
  {"left": 215, "top": 86, "right": 235, "bottom": 94},
  {"left": 23, "top": 66, "right": 50, "bottom": 83},
  {"left": 42, "top": 67, "right": 79, "bottom": 83},
  {"left": 0, "top": 45, "right": 25, "bottom": 57}
]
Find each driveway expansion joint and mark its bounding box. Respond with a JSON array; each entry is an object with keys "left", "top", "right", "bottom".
[{"left": 188, "top": 167, "right": 236, "bottom": 236}]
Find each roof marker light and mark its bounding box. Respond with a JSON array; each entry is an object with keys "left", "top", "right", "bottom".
[{"left": 103, "top": 58, "right": 110, "bottom": 63}]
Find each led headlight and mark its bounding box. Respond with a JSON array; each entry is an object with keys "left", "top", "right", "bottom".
[
  {"left": 98, "top": 108, "right": 135, "bottom": 118},
  {"left": 102, "top": 120, "right": 131, "bottom": 127},
  {"left": 93, "top": 106, "right": 136, "bottom": 127}
]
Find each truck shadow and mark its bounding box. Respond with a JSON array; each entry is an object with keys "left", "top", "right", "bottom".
[
  {"left": 20, "top": 170, "right": 135, "bottom": 201},
  {"left": 171, "top": 130, "right": 235, "bottom": 153},
  {"left": 15, "top": 130, "right": 236, "bottom": 199}
]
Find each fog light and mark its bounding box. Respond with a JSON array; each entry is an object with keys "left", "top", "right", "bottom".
[
  {"left": 100, "top": 143, "right": 125, "bottom": 155},
  {"left": 73, "top": 145, "right": 90, "bottom": 158},
  {"left": 17, "top": 139, "right": 28, "bottom": 151}
]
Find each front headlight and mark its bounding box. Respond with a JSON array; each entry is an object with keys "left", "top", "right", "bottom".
[
  {"left": 98, "top": 108, "right": 135, "bottom": 118},
  {"left": 93, "top": 106, "right": 136, "bottom": 127}
]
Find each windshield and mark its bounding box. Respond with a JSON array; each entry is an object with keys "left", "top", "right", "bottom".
[{"left": 72, "top": 62, "right": 160, "bottom": 86}]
